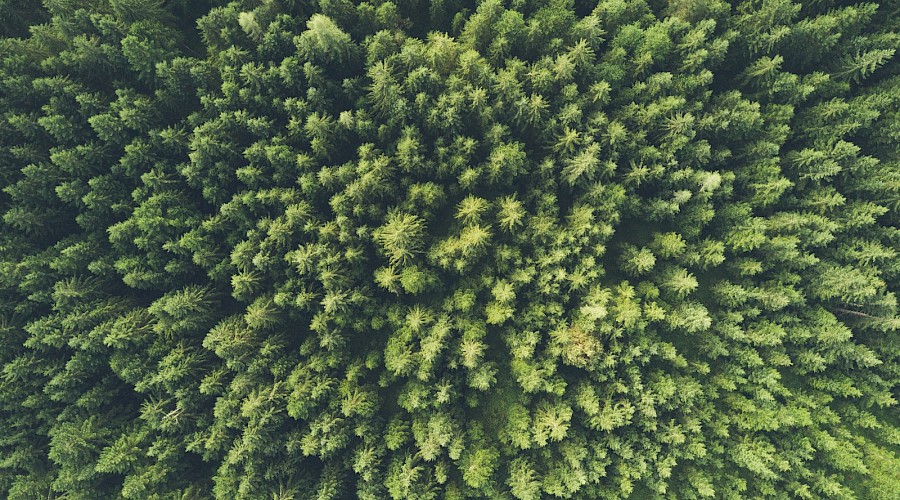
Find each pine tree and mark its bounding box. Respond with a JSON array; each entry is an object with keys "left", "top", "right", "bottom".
[{"left": 1, "top": 0, "right": 898, "bottom": 497}]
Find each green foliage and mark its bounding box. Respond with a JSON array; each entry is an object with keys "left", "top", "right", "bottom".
[{"left": 0, "top": 0, "right": 898, "bottom": 498}]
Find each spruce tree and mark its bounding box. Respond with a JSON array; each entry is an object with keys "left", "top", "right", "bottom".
[{"left": 0, "top": 0, "right": 897, "bottom": 498}]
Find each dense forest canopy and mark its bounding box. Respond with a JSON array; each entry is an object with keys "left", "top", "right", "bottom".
[{"left": 0, "top": 0, "right": 898, "bottom": 498}]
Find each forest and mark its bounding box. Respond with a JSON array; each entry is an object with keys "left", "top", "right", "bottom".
[{"left": 0, "top": 0, "right": 898, "bottom": 498}]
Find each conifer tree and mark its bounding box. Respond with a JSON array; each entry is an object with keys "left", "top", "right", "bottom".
[{"left": 0, "top": 0, "right": 898, "bottom": 498}]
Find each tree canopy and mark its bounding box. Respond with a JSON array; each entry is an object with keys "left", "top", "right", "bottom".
[{"left": 0, "top": 0, "right": 898, "bottom": 498}]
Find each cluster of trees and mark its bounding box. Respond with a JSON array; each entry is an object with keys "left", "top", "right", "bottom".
[{"left": 0, "top": 0, "right": 897, "bottom": 498}]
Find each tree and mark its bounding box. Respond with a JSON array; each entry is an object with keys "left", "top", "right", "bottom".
[
  {"left": 1, "top": 0, "right": 899, "bottom": 497},
  {"left": 374, "top": 211, "right": 427, "bottom": 266}
]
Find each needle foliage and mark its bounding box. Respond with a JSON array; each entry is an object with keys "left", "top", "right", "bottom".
[{"left": 1, "top": 0, "right": 898, "bottom": 498}]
